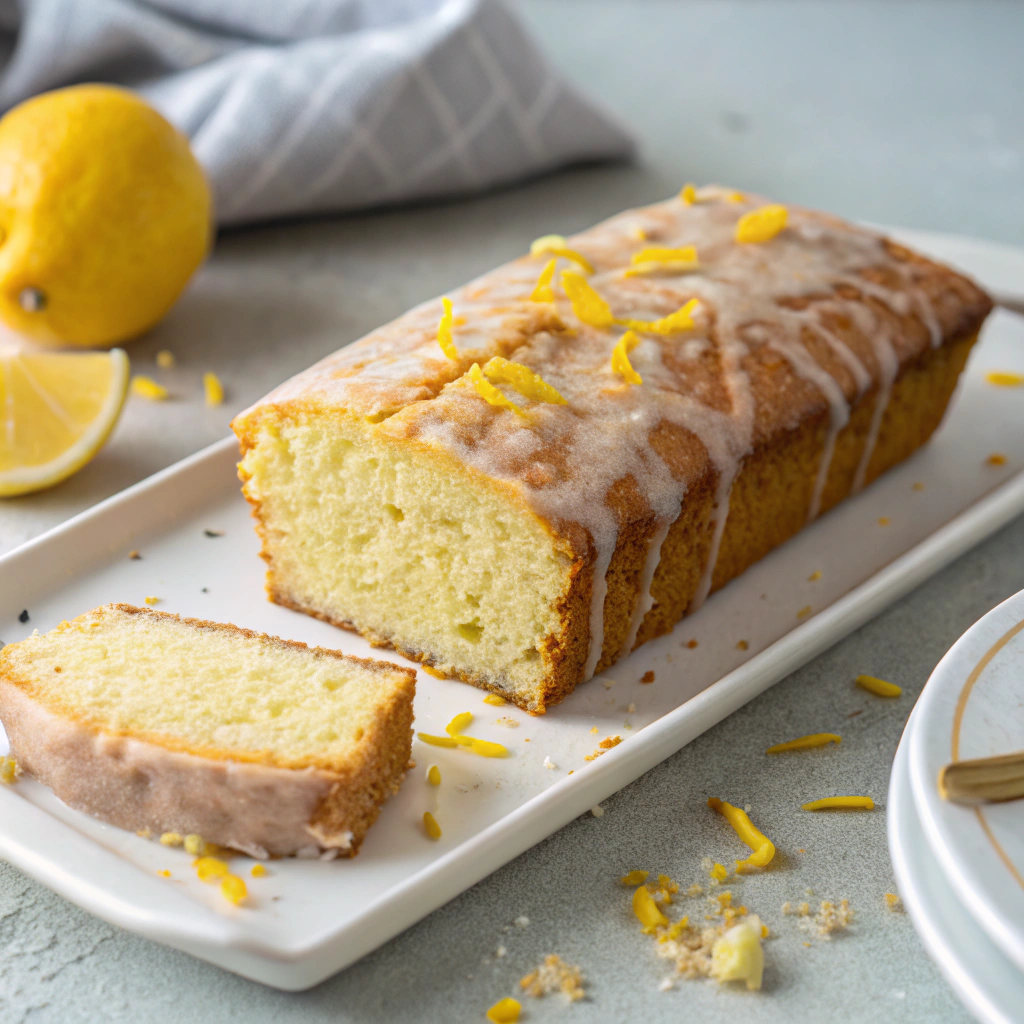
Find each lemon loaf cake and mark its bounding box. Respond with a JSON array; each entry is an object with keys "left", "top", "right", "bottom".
[
  {"left": 232, "top": 187, "right": 991, "bottom": 714},
  {"left": 0, "top": 604, "right": 415, "bottom": 857}
]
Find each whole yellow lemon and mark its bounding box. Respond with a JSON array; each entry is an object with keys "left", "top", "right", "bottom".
[{"left": 0, "top": 84, "right": 212, "bottom": 348}]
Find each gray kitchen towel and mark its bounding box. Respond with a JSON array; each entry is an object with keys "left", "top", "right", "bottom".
[{"left": 0, "top": 0, "right": 634, "bottom": 225}]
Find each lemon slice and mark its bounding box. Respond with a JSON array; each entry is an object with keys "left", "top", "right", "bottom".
[{"left": 0, "top": 348, "right": 129, "bottom": 496}]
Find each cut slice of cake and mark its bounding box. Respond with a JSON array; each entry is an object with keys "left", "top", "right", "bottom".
[
  {"left": 0, "top": 604, "right": 415, "bottom": 858},
  {"left": 232, "top": 187, "right": 992, "bottom": 714}
]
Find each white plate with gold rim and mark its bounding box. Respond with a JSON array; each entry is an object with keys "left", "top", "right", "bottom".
[
  {"left": 2, "top": 230, "right": 1024, "bottom": 990},
  {"left": 907, "top": 588, "right": 1024, "bottom": 974},
  {"left": 891, "top": 712, "right": 1024, "bottom": 1024}
]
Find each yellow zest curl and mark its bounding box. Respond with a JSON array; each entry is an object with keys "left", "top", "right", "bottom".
[
  {"left": 220, "top": 875, "right": 247, "bottom": 905},
  {"left": 735, "top": 204, "right": 788, "bottom": 243},
  {"left": 708, "top": 798, "right": 776, "bottom": 869},
  {"left": 986, "top": 370, "right": 1024, "bottom": 387},
  {"left": 680, "top": 183, "right": 697, "bottom": 205},
  {"left": 802, "top": 796, "right": 875, "bottom": 811},
  {"left": 467, "top": 363, "right": 525, "bottom": 417},
  {"left": 561, "top": 271, "right": 614, "bottom": 328},
  {"left": 130, "top": 375, "right": 168, "bottom": 401},
  {"left": 530, "top": 234, "right": 594, "bottom": 274},
  {"left": 530, "top": 258, "right": 557, "bottom": 302},
  {"left": 437, "top": 297, "right": 457, "bottom": 360},
  {"left": 483, "top": 356, "right": 567, "bottom": 405},
  {"left": 856, "top": 674, "right": 901, "bottom": 697},
  {"left": 766, "top": 733, "right": 842, "bottom": 754},
  {"left": 618, "top": 298, "right": 700, "bottom": 335},
  {"left": 486, "top": 997, "right": 521, "bottom": 1023},
  {"left": 611, "top": 330, "right": 642, "bottom": 385},
  {"left": 632, "top": 885, "right": 668, "bottom": 932},
  {"left": 620, "top": 870, "right": 649, "bottom": 885},
  {"left": 446, "top": 712, "right": 474, "bottom": 737},
  {"left": 417, "top": 732, "right": 460, "bottom": 748}
]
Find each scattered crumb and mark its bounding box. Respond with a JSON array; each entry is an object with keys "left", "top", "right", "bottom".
[
  {"left": 18, "top": 610, "right": 29, "bottom": 623},
  {"left": 627, "top": 703, "right": 636, "bottom": 713},
  {"left": 621, "top": 870, "right": 649, "bottom": 885},
  {"left": 157, "top": 869, "right": 172, "bottom": 878},
  {"left": 785, "top": 898, "right": 854, "bottom": 939},
  {"left": 523, "top": 737, "right": 530, "bottom": 742},
  {"left": 641, "top": 670, "right": 655, "bottom": 684},
  {"left": 602, "top": 678, "right": 617, "bottom": 689},
  {"left": 658, "top": 977, "right": 675, "bottom": 992},
  {"left": 912, "top": 481, "right": 925, "bottom": 491},
  {"left": 736, "top": 640, "right": 749, "bottom": 651},
  {"left": 687, "top": 883, "right": 704, "bottom": 897},
  {"left": 0, "top": 756, "right": 21, "bottom": 784},
  {"left": 590, "top": 726, "right": 599, "bottom": 734},
  {"left": 200, "top": 587, "right": 209, "bottom": 593},
  {"left": 885, "top": 893, "right": 903, "bottom": 912},
  {"left": 495, "top": 716, "right": 519, "bottom": 728},
  {"left": 136, "top": 829, "right": 152, "bottom": 838},
  {"left": 514, "top": 915, "right": 530, "bottom": 928},
  {"left": 591, "top": 805, "right": 605, "bottom": 818},
  {"left": 251, "top": 864, "right": 268, "bottom": 878},
  {"left": 156, "top": 349, "right": 176, "bottom": 368},
  {"left": 495, "top": 945, "right": 507, "bottom": 958},
  {"left": 203, "top": 529, "right": 224, "bottom": 538},
  {"left": 128, "top": 550, "right": 142, "bottom": 560},
  {"left": 421, "top": 665, "right": 446, "bottom": 679},
  {"left": 847, "top": 709, "right": 863, "bottom": 718},
  {"left": 543, "top": 756, "right": 557, "bottom": 770},
  {"left": 986, "top": 453, "right": 1008, "bottom": 466},
  {"left": 808, "top": 570, "right": 822, "bottom": 581},
  {"left": 520, "top": 954, "right": 585, "bottom": 1002},
  {"left": 796, "top": 605, "right": 812, "bottom": 619},
  {"left": 585, "top": 735, "right": 623, "bottom": 761},
  {"left": 878, "top": 517, "right": 891, "bottom": 526},
  {"left": 686, "top": 639, "right": 698, "bottom": 649},
  {"left": 144, "top": 596, "right": 161, "bottom": 605}
]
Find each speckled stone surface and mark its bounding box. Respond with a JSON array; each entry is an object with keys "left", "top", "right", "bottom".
[{"left": 2, "top": 2, "right": 1023, "bottom": 1020}]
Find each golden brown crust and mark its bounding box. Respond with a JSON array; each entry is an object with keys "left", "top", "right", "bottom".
[{"left": 232, "top": 191, "right": 993, "bottom": 712}]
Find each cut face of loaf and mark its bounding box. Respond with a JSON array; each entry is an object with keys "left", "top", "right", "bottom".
[
  {"left": 233, "top": 188, "right": 992, "bottom": 713},
  {"left": 0, "top": 604, "right": 415, "bottom": 857}
]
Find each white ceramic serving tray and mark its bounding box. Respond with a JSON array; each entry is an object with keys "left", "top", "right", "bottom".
[{"left": 2, "top": 230, "right": 1024, "bottom": 991}]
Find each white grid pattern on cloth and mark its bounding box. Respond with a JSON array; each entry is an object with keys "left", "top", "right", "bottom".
[{"left": 0, "top": 0, "right": 634, "bottom": 225}]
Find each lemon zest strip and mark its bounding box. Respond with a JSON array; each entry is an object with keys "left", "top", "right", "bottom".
[
  {"left": 611, "top": 330, "right": 643, "bottom": 385},
  {"left": 130, "top": 375, "right": 168, "bottom": 401},
  {"left": 486, "top": 997, "right": 522, "bottom": 1023},
  {"left": 735, "top": 204, "right": 788, "bottom": 243},
  {"left": 423, "top": 811, "right": 442, "bottom": 839},
  {"left": 802, "top": 796, "right": 875, "bottom": 811},
  {"left": 680, "top": 183, "right": 697, "bottom": 205},
  {"left": 203, "top": 371, "right": 224, "bottom": 407},
  {"left": 530, "top": 234, "right": 594, "bottom": 274},
  {"left": 708, "top": 797, "right": 776, "bottom": 869},
  {"left": 632, "top": 885, "right": 668, "bottom": 932},
  {"left": 631, "top": 246, "right": 697, "bottom": 266},
  {"left": 530, "top": 258, "right": 557, "bottom": 302},
  {"left": 417, "top": 732, "right": 460, "bottom": 748},
  {"left": 766, "top": 733, "right": 842, "bottom": 754},
  {"left": 437, "top": 297, "right": 457, "bottom": 360},
  {"left": 467, "top": 363, "right": 525, "bottom": 417},
  {"left": 620, "top": 869, "right": 649, "bottom": 885},
  {"left": 446, "top": 712, "right": 474, "bottom": 737},
  {"left": 618, "top": 298, "right": 700, "bottom": 335},
  {"left": 986, "top": 370, "right": 1024, "bottom": 387},
  {"left": 855, "top": 674, "right": 901, "bottom": 697},
  {"left": 483, "top": 356, "right": 566, "bottom": 405},
  {"left": 561, "top": 271, "right": 614, "bottom": 328}
]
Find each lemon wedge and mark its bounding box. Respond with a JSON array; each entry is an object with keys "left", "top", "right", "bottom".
[{"left": 0, "top": 348, "right": 129, "bottom": 496}]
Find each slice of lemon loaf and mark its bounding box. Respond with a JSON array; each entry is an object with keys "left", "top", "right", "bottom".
[
  {"left": 232, "top": 187, "right": 991, "bottom": 714},
  {"left": 0, "top": 604, "right": 415, "bottom": 858}
]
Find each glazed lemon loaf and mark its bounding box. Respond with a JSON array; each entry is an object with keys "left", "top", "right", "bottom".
[
  {"left": 0, "top": 604, "right": 415, "bottom": 857},
  {"left": 233, "top": 187, "right": 991, "bottom": 713}
]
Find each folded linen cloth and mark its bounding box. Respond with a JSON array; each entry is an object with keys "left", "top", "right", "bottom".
[{"left": 0, "top": 0, "right": 634, "bottom": 225}]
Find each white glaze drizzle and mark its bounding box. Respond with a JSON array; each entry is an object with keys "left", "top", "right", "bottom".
[{"left": 245, "top": 189, "right": 960, "bottom": 682}]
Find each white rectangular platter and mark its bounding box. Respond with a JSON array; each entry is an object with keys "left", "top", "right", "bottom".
[{"left": 2, "top": 230, "right": 1024, "bottom": 991}]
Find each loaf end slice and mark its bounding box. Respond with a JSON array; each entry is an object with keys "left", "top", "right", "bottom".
[{"left": 0, "top": 604, "right": 416, "bottom": 857}]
